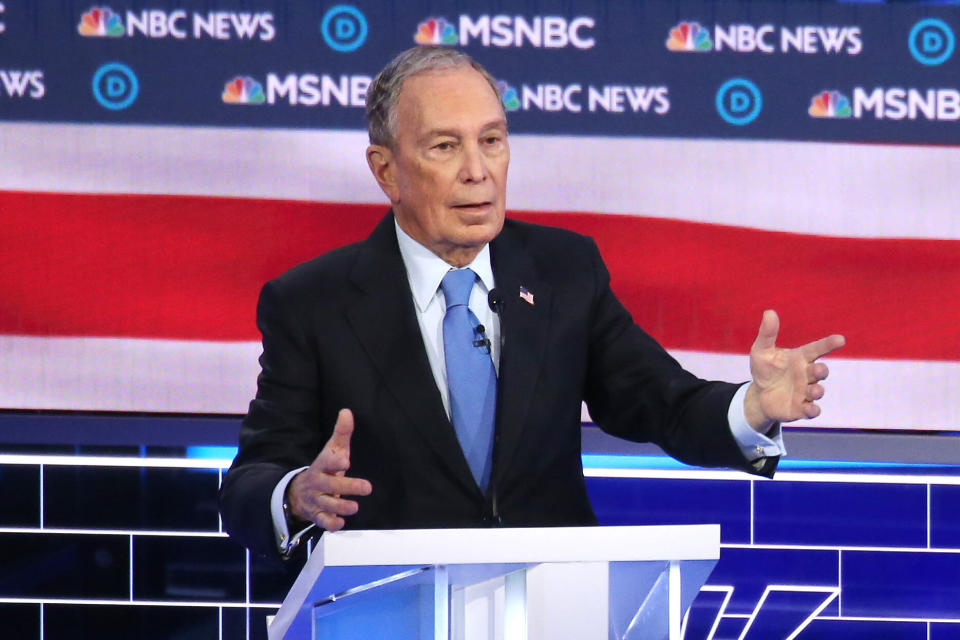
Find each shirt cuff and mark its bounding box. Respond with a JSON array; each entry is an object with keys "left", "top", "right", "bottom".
[
  {"left": 270, "top": 466, "right": 315, "bottom": 556},
  {"left": 728, "top": 382, "right": 786, "bottom": 461}
]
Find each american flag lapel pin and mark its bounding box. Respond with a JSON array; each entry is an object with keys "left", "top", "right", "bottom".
[{"left": 519, "top": 285, "right": 534, "bottom": 306}]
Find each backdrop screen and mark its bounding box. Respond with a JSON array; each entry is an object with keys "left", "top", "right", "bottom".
[{"left": 1, "top": 1, "right": 957, "bottom": 431}]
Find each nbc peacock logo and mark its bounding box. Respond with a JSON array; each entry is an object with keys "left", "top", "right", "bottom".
[
  {"left": 222, "top": 76, "right": 266, "bottom": 105},
  {"left": 808, "top": 90, "right": 851, "bottom": 118},
  {"left": 497, "top": 80, "right": 520, "bottom": 112},
  {"left": 415, "top": 17, "right": 458, "bottom": 45},
  {"left": 78, "top": 6, "right": 124, "bottom": 37},
  {"left": 666, "top": 21, "right": 712, "bottom": 52}
]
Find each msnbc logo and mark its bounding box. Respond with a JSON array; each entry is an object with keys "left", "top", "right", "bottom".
[
  {"left": 222, "top": 76, "right": 265, "bottom": 104},
  {"left": 497, "top": 80, "right": 520, "bottom": 112},
  {"left": 78, "top": 6, "right": 124, "bottom": 37},
  {"left": 415, "top": 18, "right": 458, "bottom": 45},
  {"left": 666, "top": 21, "right": 711, "bottom": 51},
  {"left": 809, "top": 90, "right": 851, "bottom": 118}
]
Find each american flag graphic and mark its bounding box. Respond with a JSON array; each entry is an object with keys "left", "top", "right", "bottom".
[
  {"left": 1, "top": 123, "right": 958, "bottom": 432},
  {"left": 519, "top": 286, "right": 534, "bottom": 306}
]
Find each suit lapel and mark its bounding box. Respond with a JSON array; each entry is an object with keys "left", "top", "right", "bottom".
[
  {"left": 345, "top": 214, "right": 480, "bottom": 495},
  {"left": 489, "top": 225, "right": 552, "bottom": 488}
]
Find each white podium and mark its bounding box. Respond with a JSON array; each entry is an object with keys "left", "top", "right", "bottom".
[{"left": 269, "top": 525, "right": 719, "bottom": 640}]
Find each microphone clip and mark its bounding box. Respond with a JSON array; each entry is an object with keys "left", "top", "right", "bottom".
[{"left": 473, "top": 324, "right": 492, "bottom": 353}]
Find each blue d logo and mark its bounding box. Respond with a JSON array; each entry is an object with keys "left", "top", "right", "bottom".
[
  {"left": 321, "top": 5, "right": 368, "bottom": 52},
  {"left": 909, "top": 18, "right": 955, "bottom": 66},
  {"left": 92, "top": 62, "right": 139, "bottom": 111},
  {"left": 730, "top": 91, "right": 750, "bottom": 113},
  {"left": 107, "top": 77, "right": 126, "bottom": 97},
  {"left": 335, "top": 17, "right": 356, "bottom": 39},
  {"left": 716, "top": 78, "right": 762, "bottom": 126},
  {"left": 924, "top": 31, "right": 943, "bottom": 53}
]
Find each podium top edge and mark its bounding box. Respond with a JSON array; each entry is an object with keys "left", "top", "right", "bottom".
[{"left": 318, "top": 524, "right": 720, "bottom": 567}]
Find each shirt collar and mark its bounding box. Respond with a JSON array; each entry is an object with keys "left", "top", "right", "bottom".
[{"left": 394, "top": 219, "right": 495, "bottom": 313}]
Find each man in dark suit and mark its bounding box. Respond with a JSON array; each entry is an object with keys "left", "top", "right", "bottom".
[{"left": 218, "top": 46, "right": 844, "bottom": 562}]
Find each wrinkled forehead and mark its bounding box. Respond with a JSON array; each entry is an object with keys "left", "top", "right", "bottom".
[{"left": 396, "top": 67, "right": 505, "bottom": 131}]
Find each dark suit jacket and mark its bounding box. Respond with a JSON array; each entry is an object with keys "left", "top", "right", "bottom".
[{"left": 219, "top": 212, "right": 775, "bottom": 561}]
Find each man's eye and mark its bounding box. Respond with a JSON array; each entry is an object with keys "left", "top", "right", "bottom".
[{"left": 434, "top": 142, "right": 453, "bottom": 151}]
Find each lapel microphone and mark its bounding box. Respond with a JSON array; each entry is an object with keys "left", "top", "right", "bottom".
[{"left": 473, "top": 324, "right": 492, "bottom": 352}]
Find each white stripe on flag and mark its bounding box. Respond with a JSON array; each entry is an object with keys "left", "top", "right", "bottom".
[
  {"left": 669, "top": 349, "right": 960, "bottom": 432},
  {"left": 0, "top": 335, "right": 258, "bottom": 414},
  {"left": 2, "top": 123, "right": 959, "bottom": 240},
  {"left": 1, "top": 336, "right": 957, "bottom": 430}
]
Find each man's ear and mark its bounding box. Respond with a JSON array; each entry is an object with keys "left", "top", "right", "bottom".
[{"left": 366, "top": 145, "right": 399, "bottom": 202}]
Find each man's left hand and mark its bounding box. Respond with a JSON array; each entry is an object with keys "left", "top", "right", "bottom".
[{"left": 744, "top": 309, "right": 845, "bottom": 431}]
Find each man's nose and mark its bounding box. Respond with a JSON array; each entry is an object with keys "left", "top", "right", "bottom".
[{"left": 458, "top": 143, "right": 488, "bottom": 183}]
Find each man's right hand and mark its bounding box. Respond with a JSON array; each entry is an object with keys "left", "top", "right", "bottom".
[{"left": 287, "top": 408, "right": 373, "bottom": 531}]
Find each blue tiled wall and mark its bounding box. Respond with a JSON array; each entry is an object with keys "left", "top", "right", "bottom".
[
  {"left": 587, "top": 468, "right": 960, "bottom": 640},
  {"left": 3, "top": 414, "right": 960, "bottom": 639},
  {"left": 932, "top": 485, "right": 960, "bottom": 548},
  {"left": 587, "top": 477, "right": 751, "bottom": 543},
  {"left": 753, "top": 480, "right": 927, "bottom": 547},
  {"left": 0, "top": 457, "right": 290, "bottom": 640}
]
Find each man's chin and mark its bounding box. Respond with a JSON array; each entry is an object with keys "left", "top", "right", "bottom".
[{"left": 457, "top": 217, "right": 504, "bottom": 247}]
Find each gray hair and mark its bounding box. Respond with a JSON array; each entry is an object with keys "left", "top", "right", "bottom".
[{"left": 366, "top": 46, "right": 504, "bottom": 148}]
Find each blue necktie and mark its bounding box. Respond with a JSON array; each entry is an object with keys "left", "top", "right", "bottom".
[{"left": 441, "top": 268, "right": 497, "bottom": 492}]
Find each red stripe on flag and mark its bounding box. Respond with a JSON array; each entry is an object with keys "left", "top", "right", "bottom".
[
  {"left": 2, "top": 191, "right": 957, "bottom": 361},
  {"left": 534, "top": 211, "right": 959, "bottom": 363},
  {"left": 1, "top": 192, "right": 384, "bottom": 341}
]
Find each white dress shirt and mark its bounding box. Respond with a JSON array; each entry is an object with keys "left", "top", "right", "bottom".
[
  {"left": 393, "top": 220, "right": 501, "bottom": 415},
  {"left": 269, "top": 221, "right": 784, "bottom": 555}
]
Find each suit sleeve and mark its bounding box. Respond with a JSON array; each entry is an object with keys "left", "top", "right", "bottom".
[
  {"left": 580, "top": 238, "right": 777, "bottom": 476},
  {"left": 218, "top": 280, "right": 328, "bottom": 560}
]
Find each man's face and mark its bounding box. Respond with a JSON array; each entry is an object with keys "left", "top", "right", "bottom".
[{"left": 368, "top": 65, "right": 509, "bottom": 266}]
